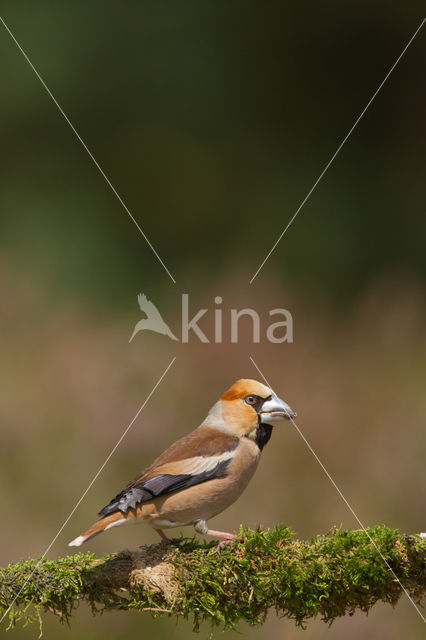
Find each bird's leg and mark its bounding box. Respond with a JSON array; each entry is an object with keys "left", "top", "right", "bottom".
[
  {"left": 205, "top": 528, "right": 236, "bottom": 541},
  {"left": 194, "top": 520, "right": 236, "bottom": 543},
  {"left": 154, "top": 528, "right": 171, "bottom": 544}
]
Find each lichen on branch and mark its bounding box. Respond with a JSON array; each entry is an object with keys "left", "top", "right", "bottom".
[{"left": 1, "top": 525, "right": 425, "bottom": 634}]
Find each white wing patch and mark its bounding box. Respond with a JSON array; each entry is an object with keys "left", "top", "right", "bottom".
[{"left": 170, "top": 450, "right": 236, "bottom": 476}]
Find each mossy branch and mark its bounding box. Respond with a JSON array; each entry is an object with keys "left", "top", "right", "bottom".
[{"left": 1, "top": 526, "right": 425, "bottom": 634}]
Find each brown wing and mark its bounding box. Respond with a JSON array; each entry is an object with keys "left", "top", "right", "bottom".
[{"left": 98, "top": 427, "right": 239, "bottom": 517}]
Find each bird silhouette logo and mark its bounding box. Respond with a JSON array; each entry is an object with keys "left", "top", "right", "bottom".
[{"left": 129, "top": 293, "right": 179, "bottom": 342}]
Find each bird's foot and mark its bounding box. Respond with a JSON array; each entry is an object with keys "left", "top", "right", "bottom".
[
  {"left": 154, "top": 528, "right": 171, "bottom": 545},
  {"left": 206, "top": 528, "right": 245, "bottom": 548},
  {"left": 205, "top": 528, "right": 236, "bottom": 541},
  {"left": 194, "top": 520, "right": 242, "bottom": 546}
]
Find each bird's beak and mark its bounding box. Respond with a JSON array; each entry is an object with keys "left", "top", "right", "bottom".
[{"left": 260, "top": 394, "right": 297, "bottom": 423}]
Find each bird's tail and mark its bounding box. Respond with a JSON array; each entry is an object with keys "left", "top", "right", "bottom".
[{"left": 68, "top": 511, "right": 125, "bottom": 547}]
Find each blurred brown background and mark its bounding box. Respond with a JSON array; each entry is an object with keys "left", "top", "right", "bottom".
[{"left": 0, "top": 2, "right": 425, "bottom": 639}]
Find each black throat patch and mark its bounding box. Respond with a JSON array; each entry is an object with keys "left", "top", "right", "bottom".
[{"left": 254, "top": 423, "right": 273, "bottom": 451}]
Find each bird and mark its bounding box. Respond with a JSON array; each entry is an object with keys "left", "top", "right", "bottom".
[
  {"left": 129, "top": 293, "right": 179, "bottom": 342},
  {"left": 68, "top": 378, "right": 296, "bottom": 547}
]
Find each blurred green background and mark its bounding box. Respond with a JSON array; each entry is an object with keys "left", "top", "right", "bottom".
[{"left": 0, "top": 2, "right": 425, "bottom": 639}]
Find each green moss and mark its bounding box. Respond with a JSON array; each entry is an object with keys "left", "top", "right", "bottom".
[
  {"left": 1, "top": 526, "right": 425, "bottom": 635},
  {"left": 0, "top": 552, "right": 96, "bottom": 632},
  {"left": 172, "top": 525, "right": 425, "bottom": 629}
]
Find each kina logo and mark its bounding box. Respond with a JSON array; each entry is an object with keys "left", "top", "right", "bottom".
[{"left": 129, "top": 293, "right": 293, "bottom": 344}]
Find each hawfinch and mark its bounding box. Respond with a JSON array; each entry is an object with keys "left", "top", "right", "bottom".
[{"left": 68, "top": 379, "right": 296, "bottom": 546}]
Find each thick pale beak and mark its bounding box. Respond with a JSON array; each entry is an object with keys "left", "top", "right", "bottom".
[{"left": 260, "top": 394, "right": 297, "bottom": 423}]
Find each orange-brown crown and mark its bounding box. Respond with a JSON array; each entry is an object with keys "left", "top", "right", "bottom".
[{"left": 221, "top": 379, "right": 272, "bottom": 401}]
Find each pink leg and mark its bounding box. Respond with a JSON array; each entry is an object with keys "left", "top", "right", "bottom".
[
  {"left": 154, "top": 528, "right": 171, "bottom": 543},
  {"left": 205, "top": 528, "right": 235, "bottom": 541}
]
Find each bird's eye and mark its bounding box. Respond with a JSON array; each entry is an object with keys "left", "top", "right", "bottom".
[{"left": 245, "top": 395, "right": 257, "bottom": 406}]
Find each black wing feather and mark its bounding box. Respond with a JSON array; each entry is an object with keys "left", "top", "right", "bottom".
[{"left": 98, "top": 458, "right": 231, "bottom": 517}]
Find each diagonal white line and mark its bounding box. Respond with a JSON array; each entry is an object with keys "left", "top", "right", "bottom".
[
  {"left": 250, "top": 17, "right": 426, "bottom": 284},
  {"left": 0, "top": 356, "right": 176, "bottom": 626},
  {"left": 0, "top": 15, "right": 176, "bottom": 284},
  {"left": 249, "top": 355, "right": 426, "bottom": 623}
]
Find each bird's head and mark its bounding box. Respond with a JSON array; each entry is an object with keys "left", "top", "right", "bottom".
[{"left": 203, "top": 378, "right": 297, "bottom": 439}]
